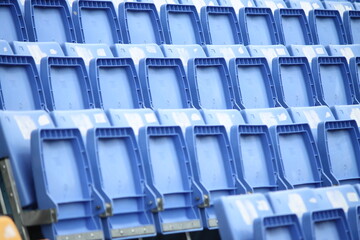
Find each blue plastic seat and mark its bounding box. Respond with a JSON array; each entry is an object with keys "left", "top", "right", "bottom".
[
  {"left": 230, "top": 124, "right": 287, "bottom": 192},
  {"left": 139, "top": 58, "right": 191, "bottom": 109},
  {"left": 275, "top": 8, "right": 313, "bottom": 45},
  {"left": 203, "top": 45, "right": 250, "bottom": 64},
  {"left": 309, "top": 9, "right": 348, "bottom": 45},
  {"left": 0, "top": 0, "right": 28, "bottom": 42},
  {"left": 160, "top": 4, "right": 205, "bottom": 45},
  {"left": 269, "top": 123, "right": 332, "bottom": 188},
  {"left": 314, "top": 185, "right": 360, "bottom": 240},
  {"left": 272, "top": 57, "right": 320, "bottom": 108},
  {"left": 0, "top": 111, "right": 54, "bottom": 208},
  {"left": 63, "top": 43, "right": 114, "bottom": 66},
  {"left": 138, "top": 126, "right": 203, "bottom": 234},
  {"left": 200, "top": 109, "right": 245, "bottom": 134},
  {"left": 107, "top": 108, "right": 160, "bottom": 135},
  {"left": 217, "top": 0, "right": 256, "bottom": 13},
  {"left": 40, "top": 56, "right": 94, "bottom": 111},
  {"left": 186, "top": 125, "right": 246, "bottom": 229},
  {"left": 344, "top": 10, "right": 360, "bottom": 44},
  {"left": 25, "top": 0, "right": 76, "bottom": 43},
  {"left": 0, "top": 55, "right": 54, "bottom": 208},
  {"left": 31, "top": 128, "right": 105, "bottom": 240},
  {"left": 89, "top": 57, "right": 143, "bottom": 109},
  {"left": 317, "top": 120, "right": 360, "bottom": 185},
  {"left": 119, "top": 2, "right": 165, "bottom": 44},
  {"left": 86, "top": 127, "right": 157, "bottom": 239},
  {"left": 323, "top": 0, "right": 355, "bottom": 17},
  {"left": 138, "top": 57, "right": 205, "bottom": 131},
  {"left": 214, "top": 194, "right": 303, "bottom": 240},
  {"left": 112, "top": 43, "right": 163, "bottom": 71},
  {"left": 72, "top": 0, "right": 122, "bottom": 44},
  {"left": 188, "top": 57, "right": 238, "bottom": 109},
  {"left": 286, "top": 0, "right": 324, "bottom": 17},
  {"left": 239, "top": 7, "right": 280, "bottom": 45},
  {"left": 287, "top": 45, "right": 328, "bottom": 63},
  {"left": 312, "top": 56, "right": 357, "bottom": 107},
  {"left": 139, "top": 0, "right": 180, "bottom": 12},
  {"left": 161, "top": 44, "right": 206, "bottom": 69},
  {"left": 327, "top": 44, "right": 360, "bottom": 62},
  {"left": 242, "top": 107, "right": 293, "bottom": 126},
  {"left": 247, "top": 44, "right": 290, "bottom": 67},
  {"left": 179, "top": 0, "right": 219, "bottom": 13},
  {"left": 255, "top": 0, "right": 287, "bottom": 13},
  {"left": 40, "top": 56, "right": 111, "bottom": 139},
  {"left": 230, "top": 57, "right": 279, "bottom": 109},
  {"left": 267, "top": 188, "right": 352, "bottom": 240},
  {"left": 0, "top": 55, "right": 46, "bottom": 111},
  {"left": 200, "top": 6, "right": 243, "bottom": 45},
  {"left": 12, "top": 41, "right": 64, "bottom": 71}
]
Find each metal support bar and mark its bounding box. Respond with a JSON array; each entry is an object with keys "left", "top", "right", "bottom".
[
  {"left": 0, "top": 157, "right": 30, "bottom": 240},
  {"left": 0, "top": 158, "right": 58, "bottom": 239}
]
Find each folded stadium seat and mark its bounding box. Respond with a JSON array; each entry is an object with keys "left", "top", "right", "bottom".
[
  {"left": 312, "top": 56, "right": 360, "bottom": 127},
  {"left": 0, "top": 0, "right": 28, "bottom": 42},
  {"left": 214, "top": 193, "right": 304, "bottom": 240},
  {"left": 239, "top": 7, "right": 281, "bottom": 45},
  {"left": 112, "top": 43, "right": 164, "bottom": 72},
  {"left": 25, "top": 0, "right": 77, "bottom": 43},
  {"left": 247, "top": 45, "right": 289, "bottom": 66},
  {"left": 118, "top": 2, "right": 165, "bottom": 44},
  {"left": 63, "top": 42, "right": 113, "bottom": 66},
  {"left": 203, "top": 44, "right": 250, "bottom": 65},
  {"left": 286, "top": 0, "right": 324, "bottom": 18},
  {"left": 274, "top": 8, "right": 314, "bottom": 46},
  {"left": 160, "top": 4, "right": 205, "bottom": 45},
  {"left": 138, "top": 126, "right": 204, "bottom": 234},
  {"left": 317, "top": 120, "right": 360, "bottom": 185},
  {"left": 308, "top": 9, "right": 348, "bottom": 45},
  {"left": 344, "top": 10, "right": 360, "bottom": 44},
  {"left": 267, "top": 188, "right": 353, "bottom": 240},
  {"left": 40, "top": 56, "right": 111, "bottom": 140},
  {"left": 72, "top": 0, "right": 123, "bottom": 45},
  {"left": 31, "top": 128, "right": 106, "bottom": 240},
  {"left": 255, "top": 0, "right": 287, "bottom": 13},
  {"left": 138, "top": 57, "right": 205, "bottom": 133},
  {"left": 230, "top": 124, "right": 288, "bottom": 192},
  {"left": 229, "top": 56, "right": 293, "bottom": 126},
  {"left": 187, "top": 57, "right": 246, "bottom": 125},
  {"left": 270, "top": 123, "right": 333, "bottom": 188},
  {"left": 0, "top": 216, "right": 21, "bottom": 240},
  {"left": 314, "top": 185, "right": 360, "bottom": 240},
  {"left": 217, "top": 0, "right": 256, "bottom": 13},
  {"left": 12, "top": 41, "right": 64, "bottom": 72},
  {"left": 322, "top": 0, "right": 355, "bottom": 18},
  {"left": 272, "top": 56, "right": 337, "bottom": 139},
  {"left": 86, "top": 127, "right": 157, "bottom": 239},
  {"left": 287, "top": 44, "right": 328, "bottom": 63},
  {"left": 179, "top": 0, "right": 219, "bottom": 13},
  {"left": 200, "top": 6, "right": 244, "bottom": 45},
  {"left": 88, "top": 57, "right": 160, "bottom": 135},
  {"left": 0, "top": 55, "right": 55, "bottom": 208},
  {"left": 186, "top": 125, "right": 248, "bottom": 229},
  {"left": 161, "top": 44, "right": 206, "bottom": 71},
  {"left": 327, "top": 44, "right": 360, "bottom": 62}
]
